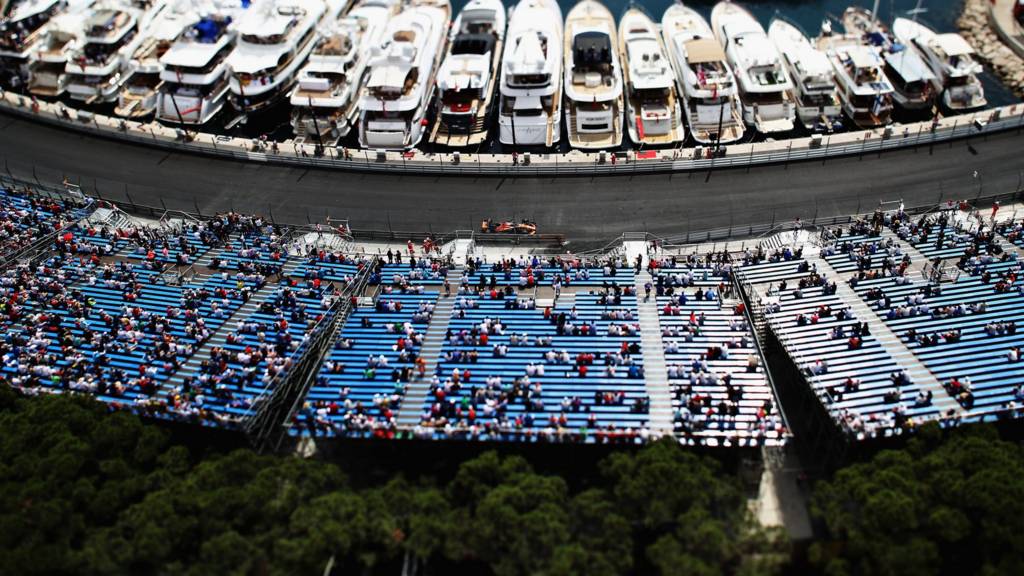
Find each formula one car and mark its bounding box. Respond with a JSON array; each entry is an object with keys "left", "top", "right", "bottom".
[{"left": 480, "top": 219, "right": 538, "bottom": 235}]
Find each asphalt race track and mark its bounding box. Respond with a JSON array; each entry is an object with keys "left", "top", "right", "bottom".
[{"left": 2, "top": 111, "right": 1022, "bottom": 243}]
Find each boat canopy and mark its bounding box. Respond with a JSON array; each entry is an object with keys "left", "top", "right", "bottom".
[
  {"left": 884, "top": 48, "right": 935, "bottom": 83},
  {"left": 193, "top": 17, "right": 230, "bottom": 44},
  {"left": 931, "top": 33, "right": 974, "bottom": 57},
  {"left": 513, "top": 94, "right": 541, "bottom": 109},
  {"left": 846, "top": 46, "right": 880, "bottom": 70},
  {"left": 451, "top": 33, "right": 494, "bottom": 55},
  {"left": 684, "top": 38, "right": 725, "bottom": 64},
  {"left": 573, "top": 31, "right": 611, "bottom": 66}
]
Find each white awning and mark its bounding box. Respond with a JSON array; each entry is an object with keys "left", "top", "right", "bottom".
[
  {"left": 932, "top": 34, "right": 974, "bottom": 57},
  {"left": 684, "top": 38, "right": 725, "bottom": 64},
  {"left": 513, "top": 96, "right": 541, "bottom": 110}
]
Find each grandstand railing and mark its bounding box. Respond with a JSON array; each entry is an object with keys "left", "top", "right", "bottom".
[
  {"left": 3, "top": 88, "right": 1022, "bottom": 176},
  {"left": 243, "top": 257, "right": 378, "bottom": 452},
  {"left": 5, "top": 227, "right": 65, "bottom": 267},
  {"left": 157, "top": 264, "right": 196, "bottom": 286},
  {"left": 732, "top": 269, "right": 791, "bottom": 436},
  {"left": 1, "top": 195, "right": 96, "bottom": 269},
  {"left": 732, "top": 264, "right": 856, "bottom": 442},
  {"left": 7, "top": 173, "right": 1020, "bottom": 266}
]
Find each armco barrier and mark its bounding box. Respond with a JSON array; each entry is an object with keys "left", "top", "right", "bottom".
[{"left": 2, "top": 88, "right": 1022, "bottom": 176}]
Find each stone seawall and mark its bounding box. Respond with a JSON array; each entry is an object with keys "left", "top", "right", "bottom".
[{"left": 959, "top": 0, "right": 1024, "bottom": 98}]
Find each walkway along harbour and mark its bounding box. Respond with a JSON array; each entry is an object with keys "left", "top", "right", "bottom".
[{"left": 2, "top": 88, "right": 1022, "bottom": 177}]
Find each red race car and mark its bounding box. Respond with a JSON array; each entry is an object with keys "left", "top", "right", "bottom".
[{"left": 480, "top": 219, "right": 538, "bottom": 235}]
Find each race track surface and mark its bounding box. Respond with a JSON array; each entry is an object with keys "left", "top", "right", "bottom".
[{"left": 2, "top": 112, "right": 1022, "bottom": 242}]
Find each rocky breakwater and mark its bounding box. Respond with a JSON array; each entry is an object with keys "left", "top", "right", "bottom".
[{"left": 958, "top": 0, "right": 1024, "bottom": 98}]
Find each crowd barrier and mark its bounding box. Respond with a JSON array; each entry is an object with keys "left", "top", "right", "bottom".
[{"left": 2, "top": 89, "right": 1022, "bottom": 177}]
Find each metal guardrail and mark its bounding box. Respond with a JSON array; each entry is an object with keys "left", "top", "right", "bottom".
[
  {"left": 732, "top": 271, "right": 792, "bottom": 436},
  {"left": 0, "top": 191, "right": 95, "bottom": 269},
  {"left": 4, "top": 172, "right": 1020, "bottom": 269},
  {"left": 2, "top": 88, "right": 1022, "bottom": 177},
  {"left": 243, "top": 256, "right": 379, "bottom": 452}
]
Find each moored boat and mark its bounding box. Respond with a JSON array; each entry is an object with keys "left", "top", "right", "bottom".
[
  {"left": 843, "top": 6, "right": 936, "bottom": 112},
  {"left": 815, "top": 18, "right": 894, "bottom": 128},
  {"left": 289, "top": 0, "right": 399, "bottom": 145},
  {"left": 156, "top": 8, "right": 240, "bottom": 126},
  {"left": 892, "top": 17, "right": 986, "bottom": 112},
  {"left": 711, "top": 0, "right": 795, "bottom": 135},
  {"left": 497, "top": 0, "right": 563, "bottom": 148},
  {"left": 563, "top": 0, "right": 623, "bottom": 150},
  {"left": 428, "top": 0, "right": 505, "bottom": 148},
  {"left": 618, "top": 6, "right": 684, "bottom": 147},
  {"left": 357, "top": 0, "right": 450, "bottom": 150},
  {"left": 26, "top": 1, "right": 93, "bottom": 98},
  {"left": 0, "top": 0, "right": 65, "bottom": 90},
  {"left": 768, "top": 16, "right": 842, "bottom": 132},
  {"left": 661, "top": 2, "right": 744, "bottom": 145},
  {"left": 63, "top": 0, "right": 157, "bottom": 105},
  {"left": 115, "top": 0, "right": 201, "bottom": 119},
  {"left": 225, "top": 0, "right": 327, "bottom": 116}
]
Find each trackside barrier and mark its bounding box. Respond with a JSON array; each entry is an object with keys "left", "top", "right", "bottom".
[
  {"left": 2, "top": 89, "right": 1022, "bottom": 176},
  {"left": 2, "top": 174, "right": 1019, "bottom": 262}
]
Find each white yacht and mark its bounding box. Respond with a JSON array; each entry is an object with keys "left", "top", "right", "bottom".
[
  {"left": 0, "top": 0, "right": 65, "bottom": 90},
  {"left": 115, "top": 0, "right": 199, "bottom": 119},
  {"left": 816, "top": 19, "right": 893, "bottom": 128},
  {"left": 289, "top": 0, "right": 399, "bottom": 145},
  {"left": 618, "top": 7, "right": 683, "bottom": 147},
  {"left": 357, "top": 0, "right": 450, "bottom": 150},
  {"left": 497, "top": 0, "right": 562, "bottom": 148},
  {"left": 562, "top": 0, "right": 622, "bottom": 150},
  {"left": 64, "top": 0, "right": 156, "bottom": 104},
  {"left": 662, "top": 3, "right": 742, "bottom": 145},
  {"left": 429, "top": 0, "right": 505, "bottom": 147},
  {"left": 226, "top": 0, "right": 326, "bottom": 115},
  {"left": 892, "top": 18, "right": 986, "bottom": 112},
  {"left": 843, "top": 7, "right": 935, "bottom": 112},
  {"left": 711, "top": 1, "right": 794, "bottom": 135},
  {"left": 156, "top": 10, "right": 238, "bottom": 125},
  {"left": 25, "top": 0, "right": 92, "bottom": 97},
  {"left": 768, "top": 17, "right": 842, "bottom": 132}
]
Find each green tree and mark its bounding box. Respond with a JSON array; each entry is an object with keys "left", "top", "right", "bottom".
[{"left": 810, "top": 424, "right": 1024, "bottom": 576}]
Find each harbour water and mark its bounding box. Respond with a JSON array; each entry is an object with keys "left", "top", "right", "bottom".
[{"left": 228, "top": 0, "right": 1018, "bottom": 148}]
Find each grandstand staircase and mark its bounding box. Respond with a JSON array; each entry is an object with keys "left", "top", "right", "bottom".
[
  {"left": 394, "top": 267, "right": 464, "bottom": 428},
  {"left": 993, "top": 230, "right": 1024, "bottom": 260},
  {"left": 634, "top": 270, "right": 676, "bottom": 437},
  {"left": 88, "top": 205, "right": 136, "bottom": 230},
  {"left": 193, "top": 231, "right": 240, "bottom": 268},
  {"left": 878, "top": 229, "right": 931, "bottom": 278},
  {"left": 156, "top": 280, "right": 281, "bottom": 401},
  {"left": 805, "top": 253, "right": 963, "bottom": 416},
  {"left": 156, "top": 257, "right": 302, "bottom": 403}
]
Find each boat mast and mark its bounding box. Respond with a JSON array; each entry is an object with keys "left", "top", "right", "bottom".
[
  {"left": 308, "top": 96, "right": 324, "bottom": 151},
  {"left": 169, "top": 85, "right": 190, "bottom": 137},
  {"left": 714, "top": 94, "right": 725, "bottom": 153},
  {"left": 907, "top": 0, "right": 927, "bottom": 23}
]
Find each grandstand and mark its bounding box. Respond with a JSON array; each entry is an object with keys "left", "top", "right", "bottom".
[{"left": 2, "top": 178, "right": 1023, "bottom": 453}]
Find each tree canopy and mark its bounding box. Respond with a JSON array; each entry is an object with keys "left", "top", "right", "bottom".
[
  {"left": 809, "top": 424, "right": 1024, "bottom": 576},
  {"left": 7, "top": 387, "right": 1024, "bottom": 576},
  {"left": 0, "top": 387, "right": 782, "bottom": 576}
]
